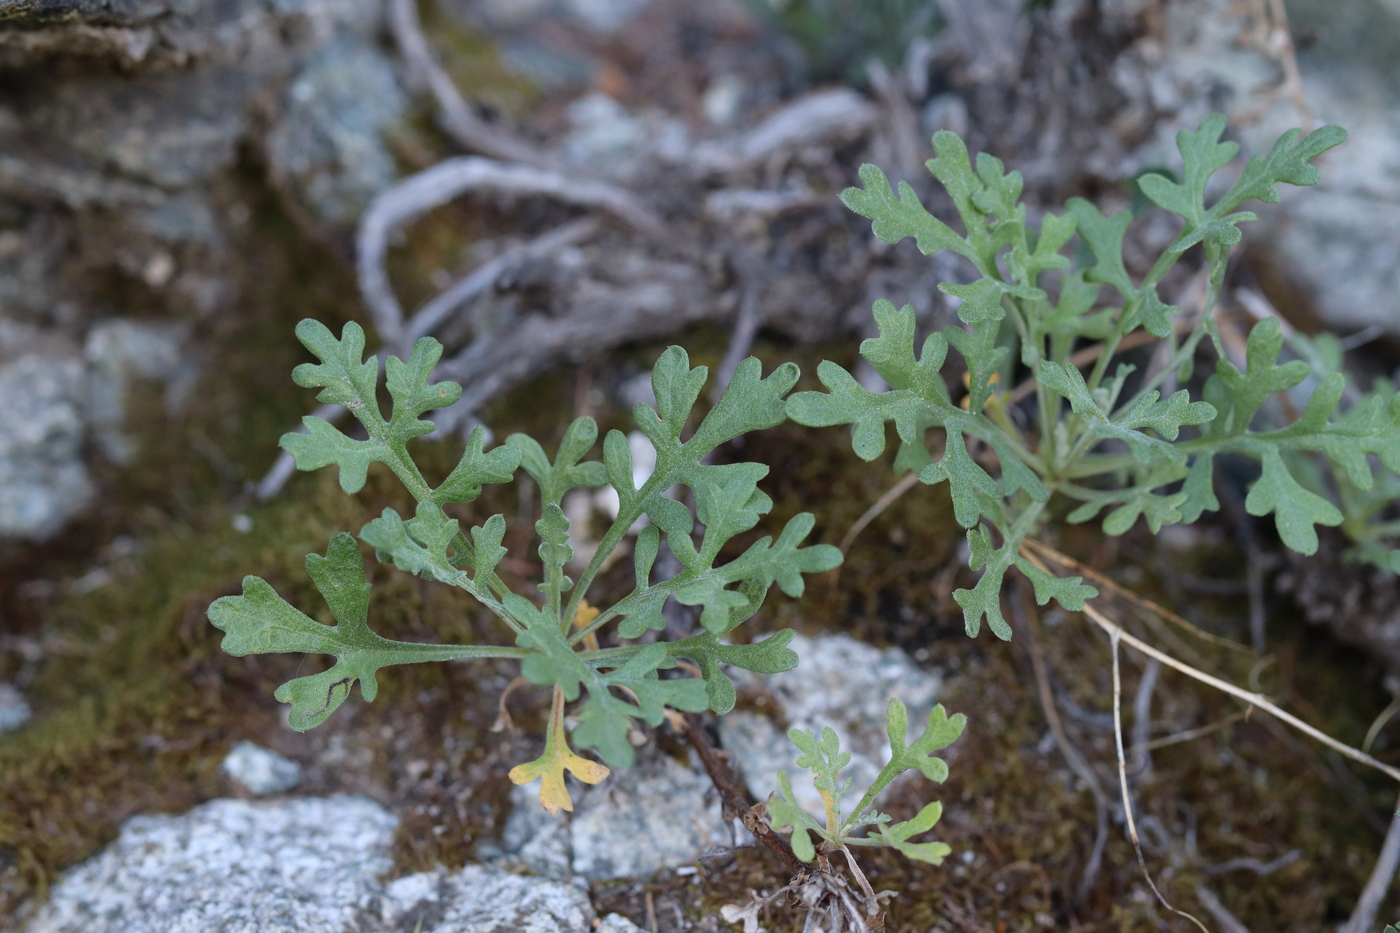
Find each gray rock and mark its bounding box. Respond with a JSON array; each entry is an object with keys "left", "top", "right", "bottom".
[
  {"left": 0, "top": 338, "right": 92, "bottom": 539},
  {"left": 0, "top": 0, "right": 403, "bottom": 541},
  {"left": 220, "top": 741, "right": 302, "bottom": 796},
  {"left": 718, "top": 633, "right": 942, "bottom": 817},
  {"left": 22, "top": 793, "right": 636, "bottom": 933},
  {"left": 376, "top": 864, "right": 598, "bottom": 933},
  {"left": 597, "top": 914, "right": 648, "bottom": 933},
  {"left": 563, "top": 0, "right": 651, "bottom": 34},
  {"left": 0, "top": 682, "right": 31, "bottom": 732},
  {"left": 1120, "top": 0, "right": 1400, "bottom": 336},
  {"left": 492, "top": 744, "right": 730, "bottom": 881},
  {"left": 264, "top": 36, "right": 409, "bottom": 229},
  {"left": 491, "top": 782, "right": 574, "bottom": 880},
  {"left": 84, "top": 319, "right": 191, "bottom": 465},
  {"left": 568, "top": 745, "right": 727, "bottom": 880},
  {"left": 23, "top": 795, "right": 398, "bottom": 933}
]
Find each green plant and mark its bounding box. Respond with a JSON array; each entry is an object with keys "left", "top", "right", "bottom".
[
  {"left": 769, "top": 699, "right": 965, "bottom": 867},
  {"left": 720, "top": 700, "right": 964, "bottom": 930},
  {"left": 788, "top": 115, "right": 1391, "bottom": 640},
  {"left": 207, "top": 321, "right": 845, "bottom": 813}
]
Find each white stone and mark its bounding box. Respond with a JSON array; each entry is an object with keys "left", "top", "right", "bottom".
[
  {"left": 0, "top": 682, "right": 31, "bottom": 732},
  {"left": 220, "top": 741, "right": 302, "bottom": 796},
  {"left": 24, "top": 796, "right": 397, "bottom": 933},
  {"left": 492, "top": 745, "right": 731, "bottom": 881}
]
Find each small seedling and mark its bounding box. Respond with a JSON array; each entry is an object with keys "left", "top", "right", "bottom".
[
  {"left": 771, "top": 699, "right": 964, "bottom": 868},
  {"left": 722, "top": 699, "right": 964, "bottom": 930}
]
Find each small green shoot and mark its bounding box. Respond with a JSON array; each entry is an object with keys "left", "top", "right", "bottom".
[{"left": 768, "top": 699, "right": 966, "bottom": 872}]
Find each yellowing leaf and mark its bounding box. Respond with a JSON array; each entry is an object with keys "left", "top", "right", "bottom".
[
  {"left": 573, "top": 599, "right": 601, "bottom": 652},
  {"left": 508, "top": 685, "right": 609, "bottom": 814}
]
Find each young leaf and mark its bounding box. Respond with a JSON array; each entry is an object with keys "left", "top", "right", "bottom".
[
  {"left": 1220, "top": 124, "right": 1348, "bottom": 210},
  {"left": 1102, "top": 488, "right": 1188, "bottom": 535},
  {"left": 953, "top": 526, "right": 1016, "bottom": 639},
  {"left": 768, "top": 770, "right": 825, "bottom": 862},
  {"left": 841, "top": 699, "right": 966, "bottom": 833},
  {"left": 383, "top": 335, "right": 465, "bottom": 440},
  {"left": 1178, "top": 453, "right": 1220, "bottom": 524},
  {"left": 1013, "top": 556, "right": 1097, "bottom": 611},
  {"left": 1136, "top": 115, "right": 1237, "bottom": 226},
  {"left": 1216, "top": 317, "right": 1310, "bottom": 432},
  {"left": 919, "top": 430, "right": 1000, "bottom": 529},
  {"left": 281, "top": 322, "right": 461, "bottom": 493},
  {"left": 360, "top": 502, "right": 466, "bottom": 586},
  {"left": 536, "top": 501, "right": 574, "bottom": 614},
  {"left": 507, "top": 416, "right": 607, "bottom": 508},
  {"left": 858, "top": 300, "right": 951, "bottom": 401},
  {"left": 668, "top": 629, "right": 801, "bottom": 715},
  {"left": 1065, "top": 199, "right": 1134, "bottom": 300},
  {"left": 787, "top": 361, "right": 938, "bottom": 461},
  {"left": 874, "top": 801, "right": 952, "bottom": 864}
]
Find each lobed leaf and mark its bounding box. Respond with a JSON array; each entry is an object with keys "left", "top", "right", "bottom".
[
  {"left": 209, "top": 534, "right": 496, "bottom": 730},
  {"left": 1245, "top": 448, "right": 1343, "bottom": 555},
  {"left": 841, "top": 163, "right": 970, "bottom": 259}
]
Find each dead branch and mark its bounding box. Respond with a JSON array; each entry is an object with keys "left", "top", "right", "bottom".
[
  {"left": 1343, "top": 794, "right": 1400, "bottom": 933},
  {"left": 694, "top": 88, "right": 879, "bottom": 175},
  {"left": 402, "top": 217, "right": 599, "bottom": 348},
  {"left": 356, "top": 156, "right": 664, "bottom": 345},
  {"left": 1008, "top": 580, "right": 1113, "bottom": 905},
  {"left": 1193, "top": 884, "right": 1252, "bottom": 933},
  {"left": 679, "top": 712, "right": 804, "bottom": 875},
  {"left": 710, "top": 245, "right": 766, "bottom": 406},
  {"left": 386, "top": 0, "right": 553, "bottom": 168},
  {"left": 1109, "top": 627, "right": 1211, "bottom": 932}
]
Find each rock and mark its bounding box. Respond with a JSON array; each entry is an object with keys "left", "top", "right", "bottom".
[
  {"left": 718, "top": 633, "right": 942, "bottom": 817},
  {"left": 22, "top": 795, "right": 637, "bottom": 933},
  {"left": 561, "top": 92, "right": 690, "bottom": 174},
  {"left": 0, "top": 0, "right": 406, "bottom": 541},
  {"left": 219, "top": 741, "right": 302, "bottom": 796},
  {"left": 0, "top": 332, "right": 92, "bottom": 539},
  {"left": 376, "top": 864, "right": 599, "bottom": 933},
  {"left": 0, "top": 682, "right": 31, "bottom": 732},
  {"left": 23, "top": 795, "right": 398, "bottom": 933},
  {"left": 568, "top": 745, "right": 727, "bottom": 880},
  {"left": 490, "top": 743, "right": 730, "bottom": 881},
  {"left": 83, "top": 319, "right": 192, "bottom": 465},
  {"left": 264, "top": 35, "right": 410, "bottom": 230},
  {"left": 490, "top": 782, "right": 574, "bottom": 880},
  {"left": 563, "top": 0, "right": 651, "bottom": 34},
  {"left": 1118, "top": 0, "right": 1400, "bottom": 336}
]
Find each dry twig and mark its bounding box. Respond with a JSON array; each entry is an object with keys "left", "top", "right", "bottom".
[
  {"left": 356, "top": 156, "right": 663, "bottom": 346},
  {"left": 1343, "top": 793, "right": 1400, "bottom": 933},
  {"left": 386, "top": 0, "right": 552, "bottom": 167}
]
